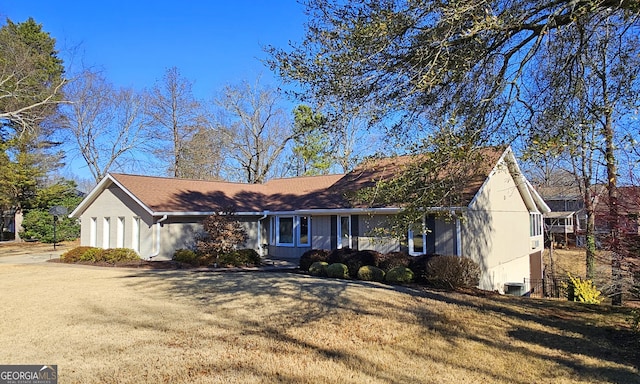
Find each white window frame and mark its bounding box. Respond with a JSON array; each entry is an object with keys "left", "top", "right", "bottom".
[
  {"left": 297, "top": 216, "right": 311, "bottom": 247},
  {"left": 337, "top": 215, "right": 351, "bottom": 249},
  {"left": 276, "top": 216, "right": 295, "bottom": 247},
  {"left": 408, "top": 218, "right": 427, "bottom": 256},
  {"left": 530, "top": 212, "right": 543, "bottom": 237}
]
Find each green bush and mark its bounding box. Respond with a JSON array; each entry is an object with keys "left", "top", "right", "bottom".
[
  {"left": 357, "top": 265, "right": 385, "bottom": 282},
  {"left": 173, "top": 249, "right": 199, "bottom": 265},
  {"left": 60, "top": 246, "right": 100, "bottom": 263},
  {"left": 61, "top": 247, "right": 139, "bottom": 264},
  {"left": 326, "top": 263, "right": 349, "bottom": 279},
  {"left": 424, "top": 255, "right": 480, "bottom": 289},
  {"left": 300, "top": 249, "right": 330, "bottom": 271},
  {"left": 385, "top": 266, "right": 414, "bottom": 284},
  {"left": 565, "top": 273, "right": 602, "bottom": 304},
  {"left": 20, "top": 209, "right": 80, "bottom": 243},
  {"left": 79, "top": 247, "right": 105, "bottom": 262},
  {"left": 628, "top": 310, "right": 640, "bottom": 333},
  {"left": 217, "top": 249, "right": 261, "bottom": 267},
  {"left": 309, "top": 261, "right": 329, "bottom": 276},
  {"left": 98, "top": 248, "right": 140, "bottom": 263}
]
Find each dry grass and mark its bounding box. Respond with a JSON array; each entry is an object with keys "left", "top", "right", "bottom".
[{"left": 0, "top": 263, "right": 638, "bottom": 384}]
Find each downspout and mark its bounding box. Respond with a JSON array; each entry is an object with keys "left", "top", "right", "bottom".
[
  {"left": 147, "top": 215, "right": 168, "bottom": 260},
  {"left": 257, "top": 211, "right": 269, "bottom": 256}
]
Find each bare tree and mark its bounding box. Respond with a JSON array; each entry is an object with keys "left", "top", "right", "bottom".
[
  {"left": 213, "top": 79, "right": 296, "bottom": 183},
  {"left": 145, "top": 67, "right": 204, "bottom": 178},
  {"left": 62, "top": 70, "right": 149, "bottom": 182},
  {"left": 178, "top": 126, "right": 227, "bottom": 180}
]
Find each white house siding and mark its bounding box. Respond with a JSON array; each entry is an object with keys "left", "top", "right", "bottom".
[
  {"left": 463, "top": 160, "right": 537, "bottom": 292},
  {"left": 78, "top": 185, "right": 154, "bottom": 257}
]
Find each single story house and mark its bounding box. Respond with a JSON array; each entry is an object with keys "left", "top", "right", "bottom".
[{"left": 70, "top": 146, "right": 549, "bottom": 292}]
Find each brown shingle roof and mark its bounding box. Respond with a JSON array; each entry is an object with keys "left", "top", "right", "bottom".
[{"left": 107, "top": 146, "right": 507, "bottom": 214}]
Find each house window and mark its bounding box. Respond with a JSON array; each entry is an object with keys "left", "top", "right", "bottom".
[
  {"left": 298, "top": 216, "right": 310, "bottom": 247},
  {"left": 132, "top": 217, "right": 140, "bottom": 252},
  {"left": 277, "top": 216, "right": 294, "bottom": 246},
  {"left": 338, "top": 215, "right": 351, "bottom": 249},
  {"left": 116, "top": 217, "right": 125, "bottom": 248},
  {"left": 90, "top": 217, "right": 97, "bottom": 247},
  {"left": 408, "top": 220, "right": 426, "bottom": 256},
  {"left": 103, "top": 217, "right": 111, "bottom": 248},
  {"left": 530, "top": 213, "right": 542, "bottom": 237}
]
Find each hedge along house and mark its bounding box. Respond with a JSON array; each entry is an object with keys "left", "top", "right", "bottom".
[{"left": 69, "top": 146, "right": 549, "bottom": 292}]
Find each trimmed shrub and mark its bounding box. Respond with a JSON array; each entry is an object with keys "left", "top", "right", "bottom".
[
  {"left": 385, "top": 266, "right": 414, "bottom": 284},
  {"left": 424, "top": 255, "right": 480, "bottom": 289},
  {"left": 327, "top": 247, "right": 357, "bottom": 264},
  {"left": 309, "top": 261, "right": 329, "bottom": 276},
  {"left": 357, "top": 265, "right": 385, "bottom": 282},
  {"left": 173, "top": 249, "right": 199, "bottom": 265},
  {"left": 98, "top": 248, "right": 140, "bottom": 263},
  {"left": 343, "top": 250, "right": 381, "bottom": 278},
  {"left": 299, "top": 249, "right": 330, "bottom": 271},
  {"left": 378, "top": 251, "right": 411, "bottom": 272},
  {"left": 217, "top": 249, "right": 261, "bottom": 267},
  {"left": 326, "top": 263, "right": 349, "bottom": 279},
  {"left": 60, "top": 246, "right": 100, "bottom": 263},
  {"left": 78, "top": 247, "right": 104, "bottom": 262},
  {"left": 565, "top": 273, "right": 602, "bottom": 304}
]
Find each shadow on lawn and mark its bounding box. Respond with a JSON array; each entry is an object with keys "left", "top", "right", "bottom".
[{"left": 116, "top": 270, "right": 639, "bottom": 383}]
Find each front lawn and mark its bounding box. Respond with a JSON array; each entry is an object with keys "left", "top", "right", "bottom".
[{"left": 0, "top": 264, "right": 637, "bottom": 383}]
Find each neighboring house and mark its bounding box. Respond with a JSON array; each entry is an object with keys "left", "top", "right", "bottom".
[
  {"left": 539, "top": 185, "right": 640, "bottom": 247},
  {"left": 70, "top": 146, "right": 549, "bottom": 293}
]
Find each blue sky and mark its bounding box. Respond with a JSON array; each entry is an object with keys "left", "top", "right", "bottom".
[{"left": 1, "top": 1, "right": 308, "bottom": 98}]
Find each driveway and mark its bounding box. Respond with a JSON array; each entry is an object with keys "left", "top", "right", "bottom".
[{"left": 0, "top": 241, "right": 69, "bottom": 264}]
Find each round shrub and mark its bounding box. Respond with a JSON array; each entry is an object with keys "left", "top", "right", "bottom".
[
  {"left": 357, "top": 265, "right": 385, "bottom": 282},
  {"left": 217, "top": 249, "right": 261, "bottom": 267},
  {"left": 98, "top": 248, "right": 140, "bottom": 263},
  {"left": 174, "top": 249, "right": 198, "bottom": 265},
  {"left": 309, "top": 261, "right": 329, "bottom": 276},
  {"left": 326, "top": 263, "right": 349, "bottom": 279},
  {"left": 60, "top": 246, "right": 100, "bottom": 263},
  {"left": 385, "top": 266, "right": 414, "bottom": 284},
  {"left": 378, "top": 251, "right": 411, "bottom": 272},
  {"left": 424, "top": 255, "right": 480, "bottom": 289},
  {"left": 79, "top": 247, "right": 104, "bottom": 262},
  {"left": 299, "top": 249, "right": 330, "bottom": 271},
  {"left": 343, "top": 250, "right": 381, "bottom": 278}
]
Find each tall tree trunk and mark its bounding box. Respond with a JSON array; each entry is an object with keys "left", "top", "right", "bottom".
[{"left": 604, "top": 111, "right": 623, "bottom": 305}]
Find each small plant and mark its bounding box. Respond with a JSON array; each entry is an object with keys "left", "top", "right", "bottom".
[
  {"left": 385, "top": 266, "right": 414, "bottom": 284},
  {"left": 357, "top": 265, "right": 385, "bottom": 282},
  {"left": 299, "top": 249, "right": 330, "bottom": 271},
  {"left": 217, "top": 249, "right": 261, "bottom": 267},
  {"left": 564, "top": 273, "right": 602, "bottom": 304},
  {"left": 309, "top": 261, "right": 328, "bottom": 276},
  {"left": 326, "top": 263, "right": 349, "bottom": 279}
]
